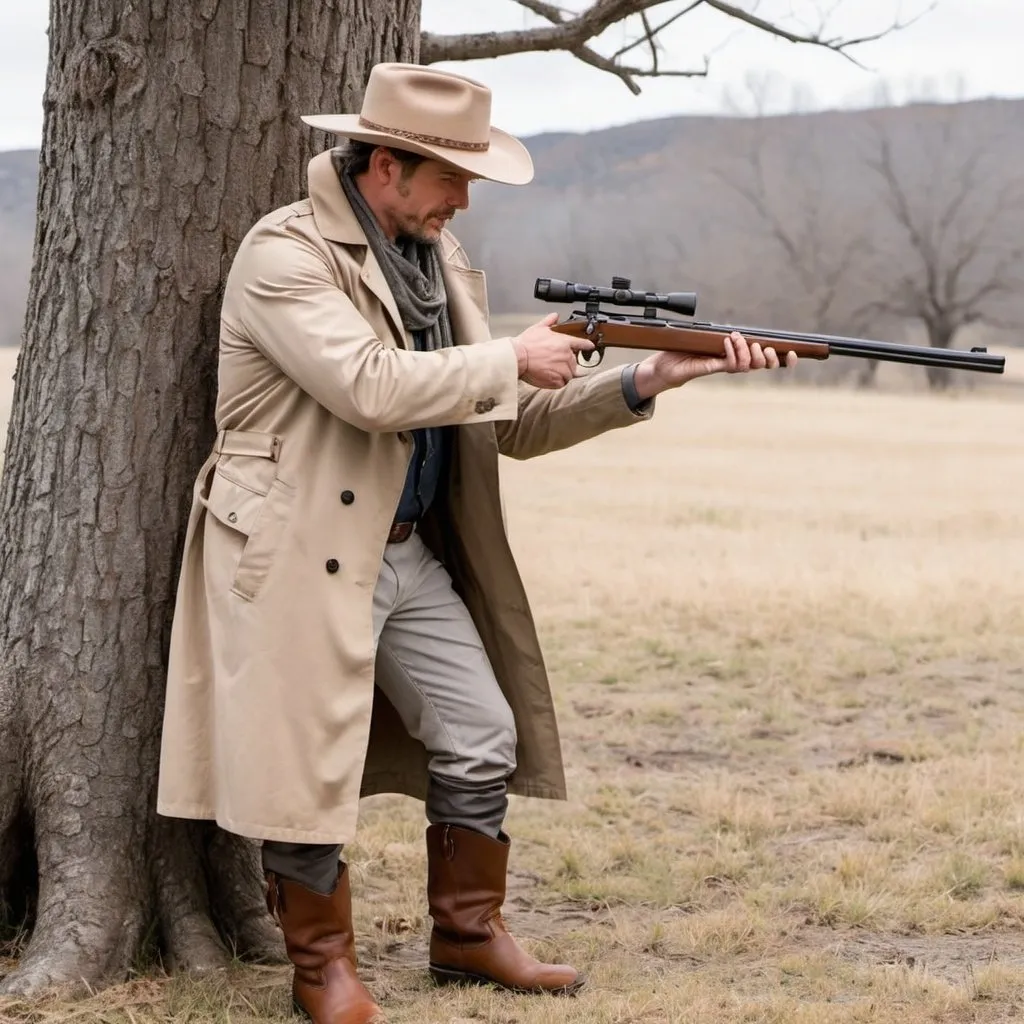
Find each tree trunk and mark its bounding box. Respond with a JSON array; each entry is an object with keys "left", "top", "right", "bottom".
[{"left": 0, "top": 0, "right": 421, "bottom": 996}]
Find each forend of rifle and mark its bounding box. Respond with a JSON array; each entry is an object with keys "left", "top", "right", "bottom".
[{"left": 535, "top": 277, "right": 698, "bottom": 317}]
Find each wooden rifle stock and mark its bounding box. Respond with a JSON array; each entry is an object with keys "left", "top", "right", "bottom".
[{"left": 554, "top": 318, "right": 830, "bottom": 360}]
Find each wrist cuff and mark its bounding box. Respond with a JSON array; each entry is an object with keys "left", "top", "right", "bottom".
[{"left": 621, "top": 363, "right": 652, "bottom": 414}]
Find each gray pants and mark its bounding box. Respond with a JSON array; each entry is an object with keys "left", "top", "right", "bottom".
[{"left": 263, "top": 530, "right": 516, "bottom": 893}]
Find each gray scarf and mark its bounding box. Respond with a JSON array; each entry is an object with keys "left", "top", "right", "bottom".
[{"left": 334, "top": 153, "right": 453, "bottom": 352}]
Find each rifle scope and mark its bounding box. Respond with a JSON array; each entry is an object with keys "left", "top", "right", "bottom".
[{"left": 535, "top": 277, "right": 698, "bottom": 317}]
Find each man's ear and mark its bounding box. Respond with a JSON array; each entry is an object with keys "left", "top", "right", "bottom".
[{"left": 367, "top": 146, "right": 398, "bottom": 185}]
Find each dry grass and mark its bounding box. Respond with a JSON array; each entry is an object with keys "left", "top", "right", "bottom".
[{"left": 1, "top": 356, "right": 1023, "bottom": 1022}]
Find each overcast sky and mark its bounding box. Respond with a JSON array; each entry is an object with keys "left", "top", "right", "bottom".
[{"left": 1, "top": 0, "right": 1022, "bottom": 151}]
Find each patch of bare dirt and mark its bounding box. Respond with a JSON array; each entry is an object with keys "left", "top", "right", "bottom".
[
  {"left": 823, "top": 928, "right": 1024, "bottom": 985},
  {"left": 799, "top": 658, "right": 1024, "bottom": 772},
  {"left": 601, "top": 742, "right": 732, "bottom": 773},
  {"left": 564, "top": 659, "right": 1024, "bottom": 783}
]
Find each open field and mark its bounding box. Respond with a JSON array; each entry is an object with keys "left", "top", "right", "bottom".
[{"left": 1, "top": 352, "right": 1023, "bottom": 1022}]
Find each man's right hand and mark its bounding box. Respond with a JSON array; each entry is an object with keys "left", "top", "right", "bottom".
[{"left": 511, "top": 313, "right": 595, "bottom": 389}]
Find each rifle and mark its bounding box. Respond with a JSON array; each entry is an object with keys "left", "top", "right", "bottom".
[{"left": 534, "top": 277, "right": 1006, "bottom": 375}]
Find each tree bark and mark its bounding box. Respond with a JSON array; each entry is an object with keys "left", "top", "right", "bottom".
[{"left": 0, "top": 0, "right": 420, "bottom": 996}]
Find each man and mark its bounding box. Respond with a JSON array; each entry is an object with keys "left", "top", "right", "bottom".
[{"left": 157, "top": 62, "right": 794, "bottom": 1024}]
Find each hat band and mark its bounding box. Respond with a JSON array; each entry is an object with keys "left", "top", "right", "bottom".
[{"left": 358, "top": 116, "right": 490, "bottom": 153}]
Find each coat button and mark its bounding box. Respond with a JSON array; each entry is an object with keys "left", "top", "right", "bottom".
[
  {"left": 325, "top": 558, "right": 340, "bottom": 574},
  {"left": 474, "top": 398, "right": 496, "bottom": 414},
  {"left": 340, "top": 490, "right": 355, "bottom": 505},
  {"left": 227, "top": 512, "right": 238, "bottom": 523}
]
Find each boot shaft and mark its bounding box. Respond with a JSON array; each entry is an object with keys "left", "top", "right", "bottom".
[
  {"left": 265, "top": 867, "right": 385, "bottom": 1022},
  {"left": 425, "top": 823, "right": 509, "bottom": 942},
  {"left": 266, "top": 867, "right": 357, "bottom": 973}
]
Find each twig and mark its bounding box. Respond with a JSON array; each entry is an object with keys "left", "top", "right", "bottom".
[{"left": 420, "top": 0, "right": 931, "bottom": 89}]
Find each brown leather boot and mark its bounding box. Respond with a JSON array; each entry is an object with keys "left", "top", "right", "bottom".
[
  {"left": 265, "top": 865, "right": 385, "bottom": 1024},
  {"left": 425, "top": 823, "right": 583, "bottom": 995}
]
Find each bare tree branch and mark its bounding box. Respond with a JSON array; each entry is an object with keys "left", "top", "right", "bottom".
[
  {"left": 953, "top": 244, "right": 1024, "bottom": 314},
  {"left": 639, "top": 10, "right": 660, "bottom": 71},
  {"left": 933, "top": 148, "right": 985, "bottom": 242},
  {"left": 609, "top": 3, "right": 701, "bottom": 62},
  {"left": 866, "top": 133, "right": 942, "bottom": 317},
  {"left": 702, "top": 0, "right": 935, "bottom": 70},
  {"left": 424, "top": 0, "right": 707, "bottom": 94},
  {"left": 420, "top": 0, "right": 929, "bottom": 91}
]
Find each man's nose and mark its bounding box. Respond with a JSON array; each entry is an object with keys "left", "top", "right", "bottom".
[{"left": 449, "top": 182, "right": 470, "bottom": 210}]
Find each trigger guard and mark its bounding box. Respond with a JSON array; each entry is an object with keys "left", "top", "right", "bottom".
[{"left": 577, "top": 347, "right": 604, "bottom": 368}]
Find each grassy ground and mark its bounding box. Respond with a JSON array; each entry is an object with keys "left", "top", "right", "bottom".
[{"left": 1, "top": 352, "right": 1023, "bottom": 1022}]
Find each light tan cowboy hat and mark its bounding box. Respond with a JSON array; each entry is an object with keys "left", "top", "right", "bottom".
[{"left": 301, "top": 63, "right": 534, "bottom": 186}]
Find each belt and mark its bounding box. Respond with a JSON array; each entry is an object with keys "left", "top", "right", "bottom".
[
  {"left": 387, "top": 521, "right": 416, "bottom": 543},
  {"left": 213, "top": 428, "right": 281, "bottom": 462}
]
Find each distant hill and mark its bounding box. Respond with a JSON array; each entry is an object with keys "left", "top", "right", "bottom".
[
  {"left": 3, "top": 98, "right": 1023, "bottom": 357},
  {"left": 451, "top": 98, "right": 1024, "bottom": 331}
]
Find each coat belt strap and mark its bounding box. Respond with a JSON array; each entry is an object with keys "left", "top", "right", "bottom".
[{"left": 213, "top": 428, "right": 282, "bottom": 462}]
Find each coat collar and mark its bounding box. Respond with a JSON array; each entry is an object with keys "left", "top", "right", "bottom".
[
  {"left": 307, "top": 150, "right": 366, "bottom": 245},
  {"left": 308, "top": 151, "right": 405, "bottom": 339},
  {"left": 306, "top": 150, "right": 490, "bottom": 349}
]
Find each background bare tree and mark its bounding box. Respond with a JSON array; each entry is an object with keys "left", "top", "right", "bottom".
[
  {"left": 0, "top": 0, "right": 918, "bottom": 997},
  {"left": 860, "top": 104, "right": 1024, "bottom": 390},
  {"left": 714, "top": 78, "right": 881, "bottom": 385},
  {"left": 722, "top": 131, "right": 869, "bottom": 303}
]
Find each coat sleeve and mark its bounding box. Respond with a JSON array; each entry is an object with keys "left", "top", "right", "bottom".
[
  {"left": 492, "top": 363, "right": 654, "bottom": 461},
  {"left": 225, "top": 219, "right": 520, "bottom": 433}
]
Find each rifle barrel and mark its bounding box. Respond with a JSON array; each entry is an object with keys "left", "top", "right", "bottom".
[
  {"left": 702, "top": 322, "right": 1006, "bottom": 374},
  {"left": 827, "top": 338, "right": 1005, "bottom": 373}
]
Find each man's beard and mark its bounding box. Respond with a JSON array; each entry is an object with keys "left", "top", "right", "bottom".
[{"left": 398, "top": 209, "right": 455, "bottom": 244}]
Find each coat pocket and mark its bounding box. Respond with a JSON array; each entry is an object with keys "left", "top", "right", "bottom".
[{"left": 203, "top": 464, "right": 297, "bottom": 602}]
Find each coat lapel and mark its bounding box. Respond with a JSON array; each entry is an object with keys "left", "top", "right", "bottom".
[
  {"left": 306, "top": 151, "right": 408, "bottom": 347},
  {"left": 360, "top": 250, "right": 408, "bottom": 347},
  {"left": 439, "top": 256, "right": 503, "bottom": 529},
  {"left": 441, "top": 259, "right": 491, "bottom": 348}
]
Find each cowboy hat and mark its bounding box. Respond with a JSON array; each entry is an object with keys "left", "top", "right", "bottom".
[{"left": 301, "top": 63, "right": 534, "bottom": 186}]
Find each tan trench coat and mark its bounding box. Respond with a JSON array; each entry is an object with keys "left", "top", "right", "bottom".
[{"left": 156, "top": 151, "right": 653, "bottom": 844}]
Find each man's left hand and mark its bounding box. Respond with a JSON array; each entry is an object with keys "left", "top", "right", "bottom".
[{"left": 632, "top": 331, "right": 798, "bottom": 400}]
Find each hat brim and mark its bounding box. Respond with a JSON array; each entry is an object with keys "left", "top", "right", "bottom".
[{"left": 300, "top": 114, "right": 534, "bottom": 186}]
